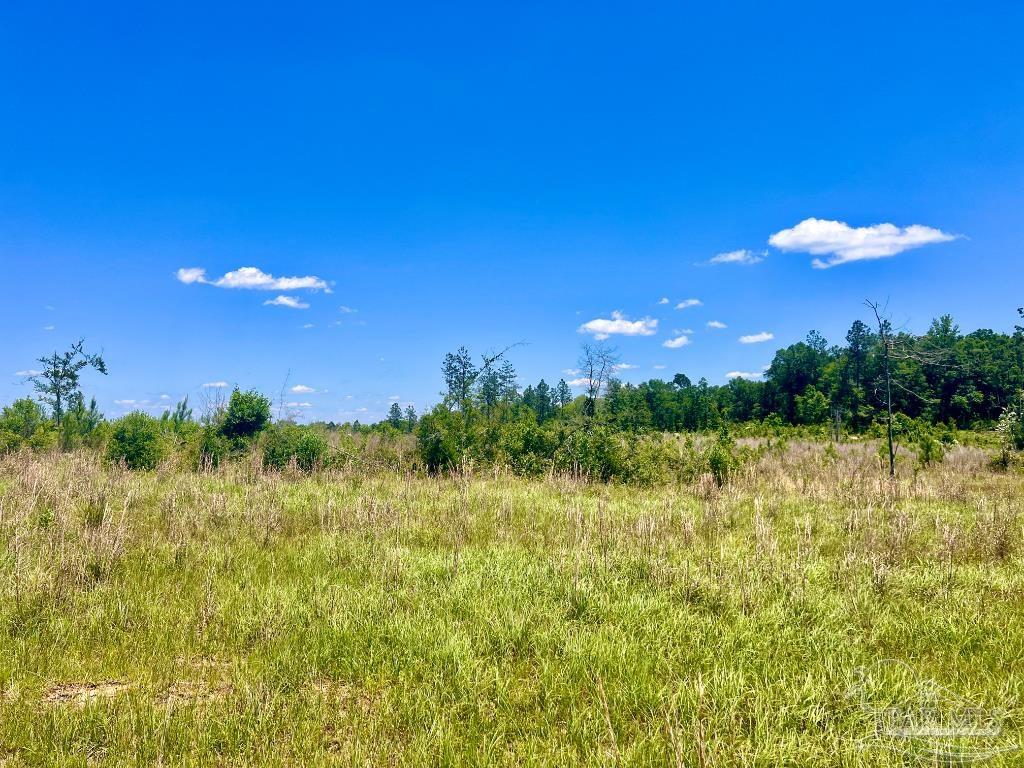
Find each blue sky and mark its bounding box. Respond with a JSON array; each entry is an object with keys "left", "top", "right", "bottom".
[{"left": 3, "top": 2, "right": 1023, "bottom": 422}]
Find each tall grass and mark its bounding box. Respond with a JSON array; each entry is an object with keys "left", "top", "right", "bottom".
[{"left": 0, "top": 443, "right": 1021, "bottom": 765}]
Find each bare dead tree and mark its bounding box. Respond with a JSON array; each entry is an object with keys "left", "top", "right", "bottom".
[{"left": 578, "top": 343, "right": 620, "bottom": 420}]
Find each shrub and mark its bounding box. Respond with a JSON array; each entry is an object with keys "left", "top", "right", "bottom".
[
  {"left": 220, "top": 389, "right": 271, "bottom": 444},
  {"left": 106, "top": 411, "right": 166, "bottom": 469},
  {"left": 917, "top": 433, "right": 946, "bottom": 468},
  {"left": 0, "top": 398, "right": 46, "bottom": 439},
  {"left": 262, "top": 424, "right": 331, "bottom": 471},
  {"left": 705, "top": 429, "right": 740, "bottom": 486},
  {"left": 186, "top": 425, "right": 231, "bottom": 470}
]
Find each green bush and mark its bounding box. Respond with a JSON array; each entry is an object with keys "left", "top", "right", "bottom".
[
  {"left": 106, "top": 411, "right": 166, "bottom": 470},
  {"left": 262, "top": 424, "right": 331, "bottom": 471},
  {"left": 917, "top": 433, "right": 946, "bottom": 468},
  {"left": 220, "top": 389, "right": 271, "bottom": 444}
]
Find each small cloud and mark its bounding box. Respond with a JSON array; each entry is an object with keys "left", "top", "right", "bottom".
[
  {"left": 339, "top": 305, "right": 358, "bottom": 313},
  {"left": 286, "top": 401, "right": 313, "bottom": 408},
  {"left": 264, "top": 295, "right": 309, "bottom": 309},
  {"left": 177, "top": 266, "right": 330, "bottom": 291},
  {"left": 567, "top": 377, "right": 594, "bottom": 388},
  {"left": 739, "top": 331, "right": 774, "bottom": 344},
  {"left": 726, "top": 371, "right": 763, "bottom": 380},
  {"left": 663, "top": 335, "right": 691, "bottom": 349},
  {"left": 175, "top": 267, "right": 207, "bottom": 284},
  {"left": 160, "top": 394, "right": 171, "bottom": 400},
  {"left": 203, "top": 381, "right": 229, "bottom": 388},
  {"left": 675, "top": 299, "right": 702, "bottom": 310},
  {"left": 562, "top": 368, "right": 581, "bottom": 376},
  {"left": 302, "top": 323, "right": 315, "bottom": 329},
  {"left": 14, "top": 369, "right": 42, "bottom": 377},
  {"left": 613, "top": 363, "right": 638, "bottom": 371},
  {"left": 707, "top": 320, "right": 727, "bottom": 329},
  {"left": 114, "top": 399, "right": 137, "bottom": 405},
  {"left": 707, "top": 249, "right": 765, "bottom": 266},
  {"left": 768, "top": 218, "right": 958, "bottom": 269},
  {"left": 43, "top": 325, "right": 55, "bottom": 331},
  {"left": 652, "top": 364, "right": 667, "bottom": 370},
  {"left": 578, "top": 310, "right": 657, "bottom": 340},
  {"left": 388, "top": 395, "right": 401, "bottom": 401},
  {"left": 657, "top": 297, "right": 669, "bottom": 305},
  {"left": 290, "top": 384, "right": 315, "bottom": 394},
  {"left": 674, "top": 328, "right": 694, "bottom": 335}
]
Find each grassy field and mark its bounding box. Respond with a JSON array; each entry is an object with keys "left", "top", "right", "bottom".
[{"left": 1, "top": 442, "right": 1022, "bottom": 766}]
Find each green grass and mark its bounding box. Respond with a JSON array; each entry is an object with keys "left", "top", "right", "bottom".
[{"left": 1, "top": 446, "right": 1022, "bottom": 766}]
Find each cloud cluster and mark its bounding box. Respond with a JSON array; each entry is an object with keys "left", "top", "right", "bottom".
[
  {"left": 578, "top": 311, "right": 657, "bottom": 340},
  {"left": 769, "top": 218, "right": 957, "bottom": 269},
  {"left": 176, "top": 266, "right": 330, "bottom": 292},
  {"left": 706, "top": 320, "right": 727, "bottom": 329}
]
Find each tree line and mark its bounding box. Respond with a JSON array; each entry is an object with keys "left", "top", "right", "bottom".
[{"left": 2, "top": 307, "right": 1023, "bottom": 480}]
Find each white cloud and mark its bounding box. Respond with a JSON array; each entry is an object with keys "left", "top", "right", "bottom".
[
  {"left": 263, "top": 295, "right": 310, "bottom": 309},
  {"left": 339, "top": 305, "right": 358, "bottom": 313},
  {"left": 652, "top": 364, "right": 667, "bottom": 370},
  {"left": 663, "top": 335, "right": 691, "bottom": 349},
  {"left": 290, "top": 384, "right": 315, "bottom": 394},
  {"left": 160, "top": 394, "right": 171, "bottom": 400},
  {"left": 675, "top": 299, "right": 702, "bottom": 310},
  {"left": 578, "top": 311, "right": 657, "bottom": 340},
  {"left": 14, "top": 369, "right": 41, "bottom": 377},
  {"left": 302, "top": 323, "right": 314, "bottom": 329},
  {"left": 203, "top": 381, "right": 228, "bottom": 388},
  {"left": 175, "top": 267, "right": 207, "bottom": 284},
  {"left": 708, "top": 249, "right": 764, "bottom": 266},
  {"left": 613, "top": 363, "right": 638, "bottom": 371},
  {"left": 286, "top": 401, "right": 313, "bottom": 408},
  {"left": 43, "top": 325, "right": 55, "bottom": 331},
  {"left": 657, "top": 297, "right": 669, "bottom": 305},
  {"left": 739, "top": 331, "right": 774, "bottom": 344},
  {"left": 707, "top": 320, "right": 727, "bottom": 329},
  {"left": 726, "top": 371, "right": 763, "bottom": 380},
  {"left": 176, "top": 266, "right": 329, "bottom": 291},
  {"left": 567, "top": 377, "right": 594, "bottom": 388},
  {"left": 388, "top": 395, "right": 401, "bottom": 401},
  {"left": 562, "top": 368, "right": 581, "bottom": 376},
  {"left": 114, "top": 399, "right": 137, "bottom": 405},
  {"left": 768, "top": 218, "right": 958, "bottom": 269}
]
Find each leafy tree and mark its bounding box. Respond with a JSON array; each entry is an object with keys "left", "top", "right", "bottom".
[
  {"left": 387, "top": 402, "right": 404, "bottom": 429},
  {"left": 795, "top": 386, "right": 830, "bottom": 425},
  {"left": 555, "top": 379, "right": 572, "bottom": 409},
  {"left": 29, "top": 339, "right": 107, "bottom": 427},
  {"left": 441, "top": 346, "right": 478, "bottom": 410},
  {"left": 220, "top": 389, "right": 271, "bottom": 443}
]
